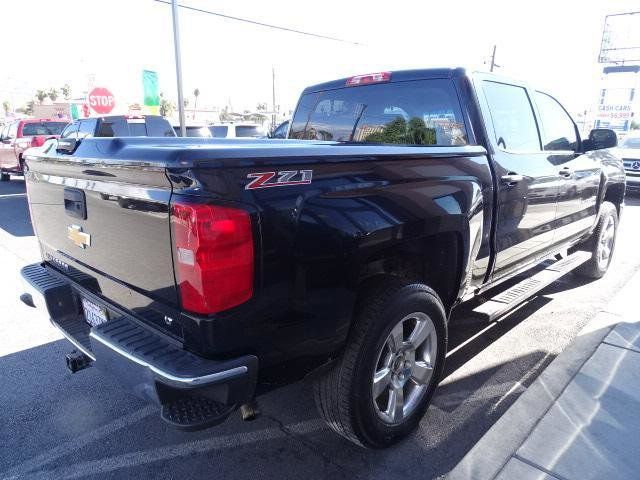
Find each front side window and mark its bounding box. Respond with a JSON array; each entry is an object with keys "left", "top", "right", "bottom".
[
  {"left": 78, "top": 119, "right": 97, "bottom": 138},
  {"left": 535, "top": 92, "right": 578, "bottom": 151},
  {"left": 482, "top": 81, "right": 540, "bottom": 152},
  {"left": 61, "top": 122, "right": 80, "bottom": 138},
  {"left": 290, "top": 79, "right": 468, "bottom": 146}
]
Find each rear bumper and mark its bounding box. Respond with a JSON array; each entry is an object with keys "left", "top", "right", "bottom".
[{"left": 21, "top": 262, "right": 258, "bottom": 409}]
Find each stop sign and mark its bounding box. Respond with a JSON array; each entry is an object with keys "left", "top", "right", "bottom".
[{"left": 88, "top": 87, "right": 115, "bottom": 114}]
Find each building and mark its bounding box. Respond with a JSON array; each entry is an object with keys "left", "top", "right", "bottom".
[{"left": 592, "top": 65, "right": 639, "bottom": 134}]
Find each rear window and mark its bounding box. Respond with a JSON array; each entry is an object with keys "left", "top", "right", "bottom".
[
  {"left": 95, "top": 116, "right": 175, "bottom": 137},
  {"left": 290, "top": 79, "right": 467, "bottom": 146},
  {"left": 21, "top": 122, "right": 68, "bottom": 136},
  {"left": 175, "top": 126, "right": 211, "bottom": 137},
  {"left": 235, "top": 125, "right": 263, "bottom": 137},
  {"left": 210, "top": 126, "right": 228, "bottom": 138}
]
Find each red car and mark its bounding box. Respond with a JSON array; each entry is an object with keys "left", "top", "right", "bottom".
[{"left": 0, "top": 118, "right": 68, "bottom": 181}]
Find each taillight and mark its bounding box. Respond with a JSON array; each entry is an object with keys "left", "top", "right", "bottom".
[
  {"left": 345, "top": 72, "right": 391, "bottom": 86},
  {"left": 170, "top": 201, "right": 254, "bottom": 314}
]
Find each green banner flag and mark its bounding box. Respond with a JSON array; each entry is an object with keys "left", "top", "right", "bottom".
[{"left": 142, "top": 70, "right": 160, "bottom": 115}]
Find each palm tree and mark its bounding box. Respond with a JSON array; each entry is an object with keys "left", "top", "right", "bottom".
[
  {"left": 36, "top": 90, "right": 48, "bottom": 104},
  {"left": 2, "top": 100, "right": 10, "bottom": 114},
  {"left": 48, "top": 88, "right": 59, "bottom": 102},
  {"left": 193, "top": 88, "right": 200, "bottom": 110},
  {"left": 61, "top": 84, "right": 71, "bottom": 100}
]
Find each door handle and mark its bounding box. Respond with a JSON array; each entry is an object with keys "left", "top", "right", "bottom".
[
  {"left": 559, "top": 167, "right": 573, "bottom": 177},
  {"left": 500, "top": 173, "right": 524, "bottom": 185}
]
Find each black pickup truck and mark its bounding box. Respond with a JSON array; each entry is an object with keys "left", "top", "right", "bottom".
[{"left": 21, "top": 68, "right": 624, "bottom": 448}]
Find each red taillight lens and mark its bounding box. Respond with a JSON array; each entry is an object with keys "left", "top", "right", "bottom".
[
  {"left": 345, "top": 72, "right": 391, "bottom": 86},
  {"left": 170, "top": 201, "right": 254, "bottom": 314}
]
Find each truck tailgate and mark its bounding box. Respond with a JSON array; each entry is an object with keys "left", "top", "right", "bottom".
[{"left": 25, "top": 151, "right": 177, "bottom": 309}]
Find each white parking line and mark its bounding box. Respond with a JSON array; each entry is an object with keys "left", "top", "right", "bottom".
[
  {"left": 1, "top": 405, "right": 156, "bottom": 479},
  {"left": 0, "top": 193, "right": 26, "bottom": 199},
  {"left": 4, "top": 419, "right": 326, "bottom": 480}
]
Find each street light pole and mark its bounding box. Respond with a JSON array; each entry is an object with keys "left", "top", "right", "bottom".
[
  {"left": 490, "top": 45, "right": 498, "bottom": 73},
  {"left": 171, "top": 0, "right": 186, "bottom": 137},
  {"left": 271, "top": 66, "right": 276, "bottom": 132}
]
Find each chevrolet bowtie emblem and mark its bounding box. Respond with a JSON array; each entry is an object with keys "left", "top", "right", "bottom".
[{"left": 68, "top": 225, "right": 91, "bottom": 249}]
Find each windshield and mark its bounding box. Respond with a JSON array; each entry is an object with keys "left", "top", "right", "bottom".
[
  {"left": 290, "top": 79, "right": 468, "bottom": 146},
  {"left": 21, "top": 122, "right": 68, "bottom": 136},
  {"left": 621, "top": 136, "right": 640, "bottom": 149},
  {"left": 235, "top": 125, "right": 263, "bottom": 137}
]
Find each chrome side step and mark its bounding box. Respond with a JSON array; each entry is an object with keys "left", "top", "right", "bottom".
[{"left": 472, "top": 251, "right": 591, "bottom": 322}]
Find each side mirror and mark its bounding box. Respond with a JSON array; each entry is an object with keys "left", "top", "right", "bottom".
[
  {"left": 56, "top": 138, "right": 79, "bottom": 154},
  {"left": 584, "top": 128, "right": 617, "bottom": 151}
]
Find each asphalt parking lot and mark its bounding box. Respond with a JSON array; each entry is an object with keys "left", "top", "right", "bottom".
[{"left": 1, "top": 177, "right": 640, "bottom": 480}]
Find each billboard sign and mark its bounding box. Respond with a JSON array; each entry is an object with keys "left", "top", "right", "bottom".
[{"left": 599, "top": 11, "right": 640, "bottom": 63}]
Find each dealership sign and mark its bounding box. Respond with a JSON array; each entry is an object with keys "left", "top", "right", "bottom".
[
  {"left": 88, "top": 87, "right": 116, "bottom": 115},
  {"left": 597, "top": 103, "right": 633, "bottom": 120}
]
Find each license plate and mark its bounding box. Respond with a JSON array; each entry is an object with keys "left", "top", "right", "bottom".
[{"left": 81, "top": 298, "right": 109, "bottom": 327}]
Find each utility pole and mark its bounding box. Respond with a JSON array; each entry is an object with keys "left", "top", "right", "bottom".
[
  {"left": 271, "top": 66, "right": 276, "bottom": 132},
  {"left": 171, "top": 0, "right": 186, "bottom": 137},
  {"left": 490, "top": 45, "right": 499, "bottom": 72}
]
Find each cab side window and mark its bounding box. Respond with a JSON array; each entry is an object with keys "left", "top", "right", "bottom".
[
  {"left": 482, "top": 81, "right": 540, "bottom": 152},
  {"left": 535, "top": 92, "right": 578, "bottom": 151}
]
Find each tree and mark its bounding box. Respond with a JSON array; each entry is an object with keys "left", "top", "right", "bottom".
[
  {"left": 256, "top": 102, "right": 267, "bottom": 112},
  {"left": 159, "top": 94, "right": 175, "bottom": 117},
  {"left": 17, "top": 100, "right": 35, "bottom": 115},
  {"left": 631, "top": 120, "right": 640, "bottom": 130},
  {"left": 2, "top": 100, "right": 10, "bottom": 114},
  {"left": 193, "top": 88, "right": 200, "bottom": 109},
  {"left": 36, "top": 90, "right": 48, "bottom": 104},
  {"left": 61, "top": 84, "right": 71, "bottom": 100},
  {"left": 183, "top": 98, "right": 189, "bottom": 108},
  {"left": 48, "top": 88, "right": 59, "bottom": 102}
]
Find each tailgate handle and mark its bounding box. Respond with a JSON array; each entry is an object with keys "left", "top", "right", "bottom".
[{"left": 64, "top": 188, "right": 87, "bottom": 220}]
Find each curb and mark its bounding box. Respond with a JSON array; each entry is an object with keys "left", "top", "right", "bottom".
[{"left": 447, "top": 269, "right": 640, "bottom": 480}]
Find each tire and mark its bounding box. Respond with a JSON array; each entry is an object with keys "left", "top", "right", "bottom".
[
  {"left": 0, "top": 171, "right": 9, "bottom": 182},
  {"left": 575, "top": 201, "right": 618, "bottom": 279},
  {"left": 314, "top": 277, "right": 447, "bottom": 448}
]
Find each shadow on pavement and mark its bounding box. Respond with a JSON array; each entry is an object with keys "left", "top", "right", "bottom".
[
  {"left": 0, "top": 280, "right": 573, "bottom": 480},
  {"left": 0, "top": 179, "right": 33, "bottom": 237},
  {"left": 0, "top": 334, "right": 552, "bottom": 480}
]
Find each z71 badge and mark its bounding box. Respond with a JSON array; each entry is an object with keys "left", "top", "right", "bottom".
[{"left": 245, "top": 170, "right": 312, "bottom": 190}]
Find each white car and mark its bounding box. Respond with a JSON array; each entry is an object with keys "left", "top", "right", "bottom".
[
  {"left": 614, "top": 133, "right": 640, "bottom": 194},
  {"left": 208, "top": 124, "right": 266, "bottom": 139}
]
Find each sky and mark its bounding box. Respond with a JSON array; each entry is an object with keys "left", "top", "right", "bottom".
[{"left": 1, "top": 0, "right": 639, "bottom": 116}]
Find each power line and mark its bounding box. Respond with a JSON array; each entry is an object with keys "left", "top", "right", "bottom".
[{"left": 152, "top": 0, "right": 363, "bottom": 46}]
